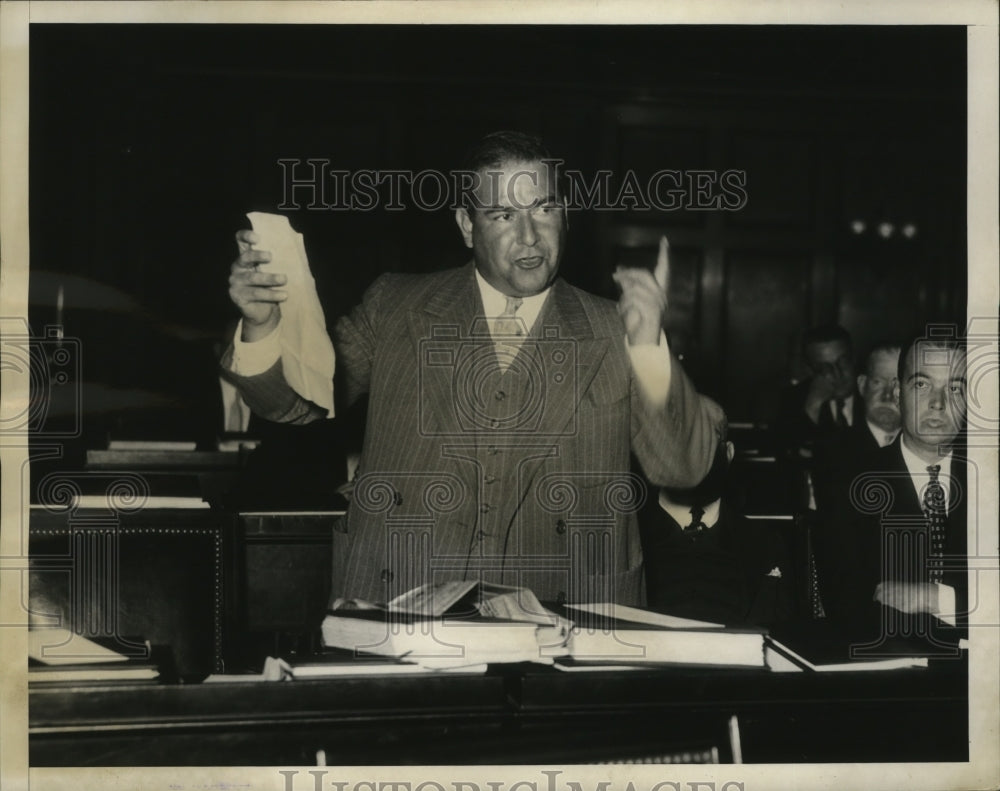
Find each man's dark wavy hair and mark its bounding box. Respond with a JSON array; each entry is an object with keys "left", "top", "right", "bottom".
[
  {"left": 897, "top": 328, "right": 966, "bottom": 383},
  {"left": 458, "top": 130, "right": 563, "bottom": 213}
]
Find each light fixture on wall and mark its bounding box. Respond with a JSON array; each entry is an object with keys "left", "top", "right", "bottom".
[
  {"left": 846, "top": 219, "right": 918, "bottom": 240},
  {"left": 876, "top": 221, "right": 895, "bottom": 239}
]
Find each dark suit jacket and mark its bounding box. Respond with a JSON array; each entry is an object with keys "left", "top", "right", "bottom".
[
  {"left": 774, "top": 381, "right": 865, "bottom": 457},
  {"left": 814, "top": 438, "right": 968, "bottom": 639},
  {"left": 224, "top": 263, "right": 722, "bottom": 604},
  {"left": 811, "top": 419, "right": 886, "bottom": 515},
  {"left": 639, "top": 499, "right": 794, "bottom": 627}
]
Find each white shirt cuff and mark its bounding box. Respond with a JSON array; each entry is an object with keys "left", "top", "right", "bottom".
[
  {"left": 625, "top": 330, "right": 673, "bottom": 407},
  {"left": 230, "top": 318, "right": 282, "bottom": 377},
  {"left": 936, "top": 583, "right": 956, "bottom": 626}
]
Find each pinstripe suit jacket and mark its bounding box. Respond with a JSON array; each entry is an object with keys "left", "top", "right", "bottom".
[{"left": 225, "top": 263, "right": 722, "bottom": 605}]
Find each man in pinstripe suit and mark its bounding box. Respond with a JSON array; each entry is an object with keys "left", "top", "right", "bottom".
[{"left": 223, "top": 132, "right": 723, "bottom": 607}]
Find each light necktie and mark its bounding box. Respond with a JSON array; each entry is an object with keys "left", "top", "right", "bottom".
[
  {"left": 494, "top": 296, "right": 524, "bottom": 370},
  {"left": 494, "top": 296, "right": 524, "bottom": 337},
  {"left": 923, "top": 464, "right": 946, "bottom": 584}
]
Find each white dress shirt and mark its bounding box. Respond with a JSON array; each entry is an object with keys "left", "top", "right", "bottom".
[
  {"left": 827, "top": 394, "right": 855, "bottom": 426},
  {"left": 657, "top": 492, "right": 721, "bottom": 530},
  {"left": 866, "top": 420, "right": 900, "bottom": 448}
]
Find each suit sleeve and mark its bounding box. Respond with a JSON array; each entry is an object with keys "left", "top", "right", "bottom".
[
  {"left": 331, "top": 273, "right": 393, "bottom": 409},
  {"left": 630, "top": 351, "right": 724, "bottom": 489},
  {"left": 219, "top": 273, "right": 393, "bottom": 424}
]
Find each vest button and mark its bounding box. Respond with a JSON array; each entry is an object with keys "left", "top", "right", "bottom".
[
  {"left": 490, "top": 418, "right": 500, "bottom": 429},
  {"left": 481, "top": 503, "right": 493, "bottom": 514},
  {"left": 495, "top": 390, "right": 506, "bottom": 401},
  {"left": 555, "top": 519, "right": 567, "bottom": 535},
  {"left": 380, "top": 569, "right": 394, "bottom": 583},
  {"left": 556, "top": 591, "right": 567, "bottom": 605},
  {"left": 484, "top": 474, "right": 496, "bottom": 484}
]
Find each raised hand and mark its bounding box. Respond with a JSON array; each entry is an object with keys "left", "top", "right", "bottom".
[
  {"left": 612, "top": 235, "right": 670, "bottom": 346},
  {"left": 228, "top": 229, "right": 287, "bottom": 342}
]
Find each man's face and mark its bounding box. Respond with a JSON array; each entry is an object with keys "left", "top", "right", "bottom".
[
  {"left": 455, "top": 159, "right": 565, "bottom": 298},
  {"left": 896, "top": 343, "right": 967, "bottom": 457},
  {"left": 858, "top": 349, "right": 901, "bottom": 432},
  {"left": 805, "top": 339, "right": 856, "bottom": 399}
]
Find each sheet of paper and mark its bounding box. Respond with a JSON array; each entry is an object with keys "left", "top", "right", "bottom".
[
  {"left": 565, "top": 602, "right": 724, "bottom": 629},
  {"left": 28, "top": 628, "right": 131, "bottom": 665},
  {"left": 248, "top": 212, "right": 335, "bottom": 417}
]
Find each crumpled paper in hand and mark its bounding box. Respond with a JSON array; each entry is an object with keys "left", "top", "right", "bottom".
[{"left": 248, "top": 211, "right": 335, "bottom": 417}]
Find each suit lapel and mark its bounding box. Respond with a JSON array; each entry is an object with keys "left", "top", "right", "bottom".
[
  {"left": 885, "top": 442, "right": 923, "bottom": 516},
  {"left": 529, "top": 278, "right": 609, "bottom": 435},
  {"left": 406, "top": 263, "right": 484, "bottom": 436},
  {"left": 510, "top": 280, "right": 611, "bottom": 500}
]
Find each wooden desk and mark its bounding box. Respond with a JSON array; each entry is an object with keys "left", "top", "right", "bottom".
[
  {"left": 29, "top": 505, "right": 224, "bottom": 677},
  {"left": 84, "top": 448, "right": 244, "bottom": 505},
  {"left": 225, "top": 511, "right": 343, "bottom": 667},
  {"left": 29, "top": 661, "right": 967, "bottom": 766}
]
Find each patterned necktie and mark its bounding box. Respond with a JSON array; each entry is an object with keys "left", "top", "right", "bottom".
[
  {"left": 494, "top": 296, "right": 524, "bottom": 337},
  {"left": 494, "top": 296, "right": 524, "bottom": 370},
  {"left": 923, "top": 464, "right": 946, "bottom": 584},
  {"left": 684, "top": 506, "right": 707, "bottom": 533}
]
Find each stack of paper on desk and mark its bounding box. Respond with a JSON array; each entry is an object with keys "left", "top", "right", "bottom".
[
  {"left": 560, "top": 603, "right": 767, "bottom": 669},
  {"left": 323, "top": 583, "right": 774, "bottom": 670}
]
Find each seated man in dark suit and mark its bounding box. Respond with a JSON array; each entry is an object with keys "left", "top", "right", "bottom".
[
  {"left": 775, "top": 324, "right": 862, "bottom": 460},
  {"left": 811, "top": 342, "right": 902, "bottom": 514},
  {"left": 772, "top": 325, "right": 863, "bottom": 521},
  {"left": 815, "top": 330, "right": 967, "bottom": 644},
  {"left": 640, "top": 429, "right": 793, "bottom": 627}
]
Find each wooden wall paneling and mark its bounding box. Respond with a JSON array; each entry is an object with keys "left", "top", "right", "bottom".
[
  {"left": 723, "top": 130, "right": 814, "bottom": 230},
  {"left": 836, "top": 247, "right": 931, "bottom": 356},
  {"left": 831, "top": 124, "right": 964, "bottom": 347},
  {"left": 724, "top": 249, "right": 812, "bottom": 423}
]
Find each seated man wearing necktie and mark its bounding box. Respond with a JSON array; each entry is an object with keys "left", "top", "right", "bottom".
[
  {"left": 811, "top": 342, "right": 903, "bottom": 514},
  {"left": 815, "top": 330, "right": 968, "bottom": 642},
  {"left": 221, "top": 131, "right": 724, "bottom": 606},
  {"left": 776, "top": 324, "right": 861, "bottom": 452},
  {"left": 639, "top": 426, "right": 793, "bottom": 627}
]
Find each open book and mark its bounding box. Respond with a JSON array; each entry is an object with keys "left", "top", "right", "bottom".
[
  {"left": 559, "top": 603, "right": 767, "bottom": 669},
  {"left": 763, "top": 625, "right": 931, "bottom": 672},
  {"left": 321, "top": 581, "right": 570, "bottom": 669},
  {"left": 323, "top": 583, "right": 772, "bottom": 670},
  {"left": 28, "top": 628, "right": 162, "bottom": 684}
]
